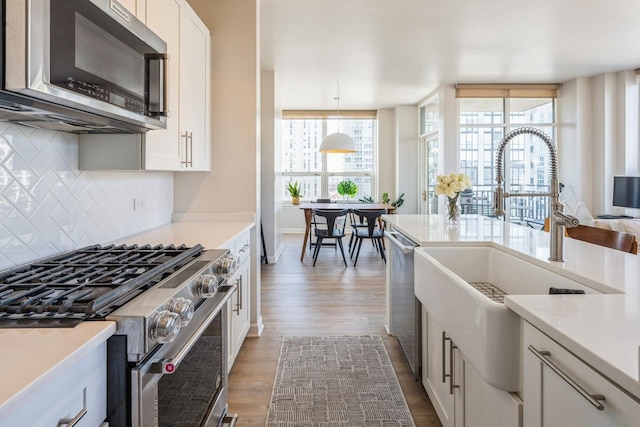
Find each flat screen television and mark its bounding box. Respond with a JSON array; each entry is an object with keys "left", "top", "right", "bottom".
[{"left": 612, "top": 176, "right": 640, "bottom": 208}]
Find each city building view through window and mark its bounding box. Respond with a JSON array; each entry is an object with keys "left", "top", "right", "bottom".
[
  {"left": 458, "top": 98, "right": 556, "bottom": 225},
  {"left": 282, "top": 114, "right": 376, "bottom": 203}
]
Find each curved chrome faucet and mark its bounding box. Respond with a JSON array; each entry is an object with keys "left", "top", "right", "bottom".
[{"left": 493, "top": 127, "right": 578, "bottom": 262}]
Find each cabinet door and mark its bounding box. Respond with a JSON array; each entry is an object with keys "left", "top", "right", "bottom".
[
  {"left": 464, "top": 354, "right": 522, "bottom": 427},
  {"left": 523, "top": 322, "right": 640, "bottom": 427},
  {"left": 422, "top": 309, "right": 456, "bottom": 427},
  {"left": 179, "top": 4, "right": 211, "bottom": 171},
  {"left": 1, "top": 342, "right": 107, "bottom": 427},
  {"left": 230, "top": 258, "right": 250, "bottom": 361},
  {"left": 143, "top": 0, "right": 183, "bottom": 170}
]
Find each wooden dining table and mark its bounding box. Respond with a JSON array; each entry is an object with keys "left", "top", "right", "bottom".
[{"left": 298, "top": 202, "right": 396, "bottom": 261}]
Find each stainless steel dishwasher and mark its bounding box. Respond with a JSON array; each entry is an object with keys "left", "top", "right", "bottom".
[{"left": 386, "top": 229, "right": 421, "bottom": 380}]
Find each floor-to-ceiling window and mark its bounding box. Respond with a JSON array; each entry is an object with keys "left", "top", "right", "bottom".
[
  {"left": 419, "top": 96, "right": 439, "bottom": 214},
  {"left": 456, "top": 85, "right": 559, "bottom": 223},
  {"left": 281, "top": 111, "right": 377, "bottom": 202}
]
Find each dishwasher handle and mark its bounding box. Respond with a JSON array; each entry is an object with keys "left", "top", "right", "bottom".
[{"left": 385, "top": 231, "right": 418, "bottom": 254}]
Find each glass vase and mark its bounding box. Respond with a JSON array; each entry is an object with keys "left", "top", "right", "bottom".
[{"left": 447, "top": 194, "right": 460, "bottom": 224}]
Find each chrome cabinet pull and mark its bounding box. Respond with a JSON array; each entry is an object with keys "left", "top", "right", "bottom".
[
  {"left": 57, "top": 408, "right": 87, "bottom": 427},
  {"left": 188, "top": 131, "right": 193, "bottom": 167},
  {"left": 238, "top": 274, "right": 243, "bottom": 311},
  {"left": 528, "top": 345, "right": 605, "bottom": 411},
  {"left": 450, "top": 341, "right": 459, "bottom": 395},
  {"left": 442, "top": 332, "right": 451, "bottom": 383},
  {"left": 180, "top": 131, "right": 194, "bottom": 167},
  {"left": 232, "top": 276, "right": 241, "bottom": 315},
  {"left": 181, "top": 132, "right": 189, "bottom": 166}
]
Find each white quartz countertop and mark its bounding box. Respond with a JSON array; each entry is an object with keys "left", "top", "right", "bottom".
[
  {"left": 0, "top": 216, "right": 255, "bottom": 419},
  {"left": 387, "top": 214, "right": 640, "bottom": 399},
  {"left": 0, "top": 321, "right": 116, "bottom": 417},
  {"left": 505, "top": 294, "right": 640, "bottom": 399},
  {"left": 114, "top": 216, "right": 255, "bottom": 249}
]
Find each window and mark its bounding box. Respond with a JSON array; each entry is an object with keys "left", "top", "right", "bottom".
[
  {"left": 420, "top": 96, "right": 440, "bottom": 214},
  {"left": 457, "top": 95, "right": 556, "bottom": 221},
  {"left": 282, "top": 112, "right": 376, "bottom": 202}
]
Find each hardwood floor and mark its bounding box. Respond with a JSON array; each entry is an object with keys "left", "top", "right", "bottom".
[{"left": 227, "top": 233, "right": 442, "bottom": 427}]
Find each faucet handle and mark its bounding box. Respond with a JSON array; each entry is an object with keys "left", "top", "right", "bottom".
[
  {"left": 493, "top": 187, "right": 505, "bottom": 217},
  {"left": 554, "top": 210, "right": 579, "bottom": 228}
]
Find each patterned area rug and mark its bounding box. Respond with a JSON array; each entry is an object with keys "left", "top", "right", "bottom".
[{"left": 265, "top": 336, "right": 416, "bottom": 427}]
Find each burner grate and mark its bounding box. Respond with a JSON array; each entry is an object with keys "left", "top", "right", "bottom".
[{"left": 0, "top": 244, "right": 203, "bottom": 324}]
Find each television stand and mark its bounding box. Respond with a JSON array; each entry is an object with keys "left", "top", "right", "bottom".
[{"left": 596, "top": 214, "right": 634, "bottom": 219}]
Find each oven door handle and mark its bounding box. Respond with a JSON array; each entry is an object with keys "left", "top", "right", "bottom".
[{"left": 153, "top": 284, "right": 237, "bottom": 374}]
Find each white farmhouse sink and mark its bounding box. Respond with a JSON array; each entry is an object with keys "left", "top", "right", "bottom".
[{"left": 414, "top": 244, "right": 600, "bottom": 392}]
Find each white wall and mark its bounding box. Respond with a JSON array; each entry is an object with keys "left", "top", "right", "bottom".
[
  {"left": 558, "top": 70, "right": 640, "bottom": 217},
  {"left": 395, "top": 106, "right": 419, "bottom": 214},
  {"left": 378, "top": 108, "right": 396, "bottom": 204},
  {"left": 0, "top": 124, "right": 173, "bottom": 270},
  {"left": 179, "top": 0, "right": 262, "bottom": 336},
  {"left": 261, "top": 70, "right": 284, "bottom": 262},
  {"left": 175, "top": 0, "right": 259, "bottom": 217}
]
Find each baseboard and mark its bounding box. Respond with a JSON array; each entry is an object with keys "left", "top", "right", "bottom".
[{"left": 248, "top": 317, "right": 264, "bottom": 337}]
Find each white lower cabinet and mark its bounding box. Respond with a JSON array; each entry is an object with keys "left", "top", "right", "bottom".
[
  {"left": 422, "top": 308, "right": 460, "bottom": 427},
  {"left": 223, "top": 229, "right": 252, "bottom": 371},
  {"left": 1, "top": 342, "right": 107, "bottom": 427},
  {"left": 523, "top": 322, "right": 640, "bottom": 427},
  {"left": 422, "top": 307, "right": 522, "bottom": 427},
  {"left": 228, "top": 253, "right": 250, "bottom": 369}
]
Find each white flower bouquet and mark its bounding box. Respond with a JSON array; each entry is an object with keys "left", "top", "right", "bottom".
[{"left": 434, "top": 173, "right": 472, "bottom": 222}]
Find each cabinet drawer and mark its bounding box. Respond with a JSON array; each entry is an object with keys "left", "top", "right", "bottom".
[
  {"left": 523, "top": 322, "right": 640, "bottom": 427},
  {"left": 235, "top": 229, "right": 251, "bottom": 265},
  {"left": 1, "top": 342, "right": 107, "bottom": 427}
]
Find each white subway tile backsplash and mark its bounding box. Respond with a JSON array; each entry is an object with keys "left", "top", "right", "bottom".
[{"left": 0, "top": 124, "right": 174, "bottom": 271}]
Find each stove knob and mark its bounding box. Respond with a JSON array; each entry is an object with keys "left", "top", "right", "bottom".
[
  {"left": 196, "top": 273, "right": 219, "bottom": 297},
  {"left": 221, "top": 254, "right": 239, "bottom": 275},
  {"left": 168, "top": 297, "right": 194, "bottom": 326},
  {"left": 150, "top": 310, "right": 181, "bottom": 344}
]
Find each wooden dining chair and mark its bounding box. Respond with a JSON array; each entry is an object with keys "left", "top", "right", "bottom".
[
  {"left": 311, "top": 209, "right": 349, "bottom": 267},
  {"left": 566, "top": 224, "right": 638, "bottom": 254}
]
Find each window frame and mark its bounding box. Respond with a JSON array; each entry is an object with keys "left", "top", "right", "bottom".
[
  {"left": 281, "top": 112, "right": 377, "bottom": 204},
  {"left": 456, "top": 96, "right": 557, "bottom": 222}
]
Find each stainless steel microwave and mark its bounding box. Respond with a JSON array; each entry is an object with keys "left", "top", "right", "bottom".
[{"left": 0, "top": 0, "right": 168, "bottom": 133}]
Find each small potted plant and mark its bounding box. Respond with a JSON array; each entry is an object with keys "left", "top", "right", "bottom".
[
  {"left": 382, "top": 192, "right": 405, "bottom": 212},
  {"left": 337, "top": 179, "right": 358, "bottom": 201},
  {"left": 287, "top": 181, "right": 302, "bottom": 205}
]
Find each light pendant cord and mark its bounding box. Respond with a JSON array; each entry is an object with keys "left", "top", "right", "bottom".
[{"left": 335, "top": 81, "right": 341, "bottom": 132}]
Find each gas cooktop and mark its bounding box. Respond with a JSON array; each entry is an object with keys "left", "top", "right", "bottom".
[{"left": 0, "top": 243, "right": 204, "bottom": 327}]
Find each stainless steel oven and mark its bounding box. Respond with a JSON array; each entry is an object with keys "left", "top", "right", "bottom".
[
  {"left": 132, "top": 288, "right": 233, "bottom": 427},
  {"left": 1, "top": 0, "right": 168, "bottom": 133},
  {"left": 105, "top": 248, "right": 240, "bottom": 427}
]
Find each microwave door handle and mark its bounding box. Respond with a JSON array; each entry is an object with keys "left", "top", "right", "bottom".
[{"left": 145, "top": 53, "right": 169, "bottom": 117}]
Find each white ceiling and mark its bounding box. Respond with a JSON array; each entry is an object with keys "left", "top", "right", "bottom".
[{"left": 260, "top": 0, "right": 640, "bottom": 110}]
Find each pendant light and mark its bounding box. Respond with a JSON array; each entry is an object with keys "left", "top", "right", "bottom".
[{"left": 319, "top": 83, "right": 357, "bottom": 153}]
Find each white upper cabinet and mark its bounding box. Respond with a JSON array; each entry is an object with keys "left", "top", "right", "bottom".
[
  {"left": 144, "top": 0, "right": 211, "bottom": 171},
  {"left": 77, "top": 0, "right": 211, "bottom": 171},
  {"left": 179, "top": 4, "right": 211, "bottom": 171},
  {"left": 143, "top": 0, "right": 183, "bottom": 170}
]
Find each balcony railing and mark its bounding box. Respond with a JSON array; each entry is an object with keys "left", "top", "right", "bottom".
[{"left": 431, "top": 184, "right": 550, "bottom": 226}]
